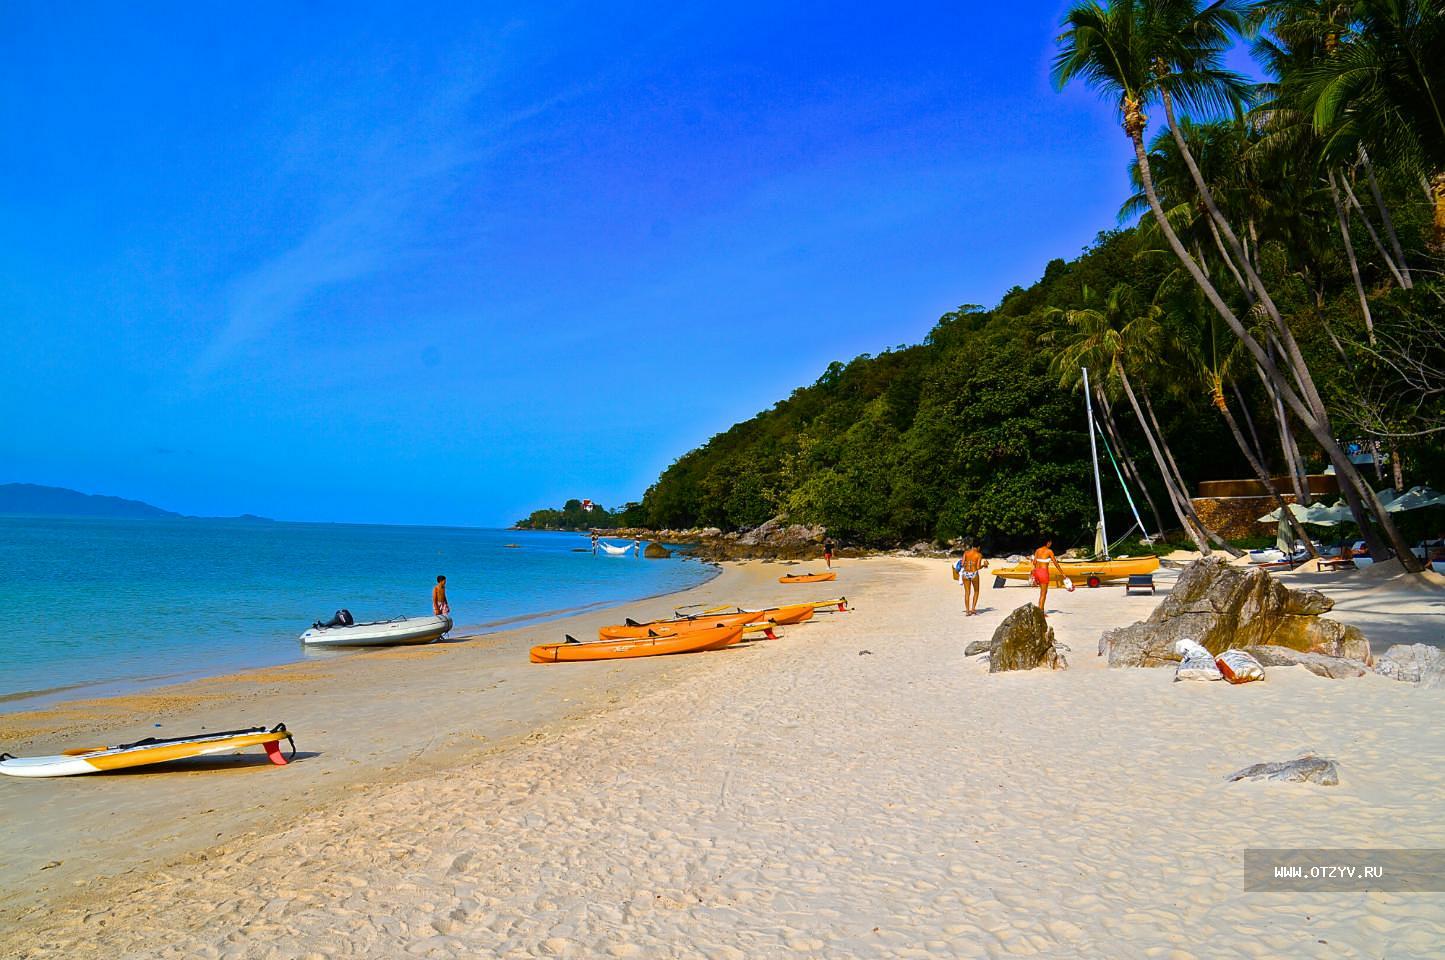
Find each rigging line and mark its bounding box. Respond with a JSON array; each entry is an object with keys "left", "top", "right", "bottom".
[{"left": 1093, "top": 414, "right": 1152, "bottom": 544}]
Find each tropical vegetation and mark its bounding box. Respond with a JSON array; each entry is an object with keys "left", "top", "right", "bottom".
[{"left": 543, "top": 2, "right": 1445, "bottom": 563}]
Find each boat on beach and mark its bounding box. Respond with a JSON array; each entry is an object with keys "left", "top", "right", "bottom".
[
  {"left": 299, "top": 614, "right": 452, "bottom": 647},
  {"left": 531, "top": 623, "right": 744, "bottom": 663},
  {"left": 779, "top": 571, "right": 837, "bottom": 583},
  {"left": 992, "top": 554, "right": 1160, "bottom": 587},
  {"left": 0, "top": 724, "right": 296, "bottom": 778}
]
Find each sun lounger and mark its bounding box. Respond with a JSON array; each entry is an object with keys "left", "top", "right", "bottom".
[{"left": 1124, "top": 574, "right": 1155, "bottom": 595}]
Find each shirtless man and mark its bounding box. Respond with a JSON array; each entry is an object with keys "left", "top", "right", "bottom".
[
  {"left": 1030, "top": 539, "right": 1066, "bottom": 613},
  {"left": 958, "top": 542, "right": 987, "bottom": 616},
  {"left": 433, "top": 575, "right": 450, "bottom": 617}
]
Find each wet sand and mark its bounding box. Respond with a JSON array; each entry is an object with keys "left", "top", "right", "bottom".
[{"left": 1, "top": 557, "right": 1441, "bottom": 958}]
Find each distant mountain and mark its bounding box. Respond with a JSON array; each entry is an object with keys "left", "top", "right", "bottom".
[{"left": 0, "top": 483, "right": 182, "bottom": 519}]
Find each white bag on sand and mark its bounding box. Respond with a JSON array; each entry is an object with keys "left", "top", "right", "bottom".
[
  {"left": 1174, "top": 639, "right": 1222, "bottom": 682},
  {"left": 1215, "top": 648, "right": 1266, "bottom": 684}
]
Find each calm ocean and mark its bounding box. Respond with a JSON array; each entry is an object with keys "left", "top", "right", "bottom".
[{"left": 0, "top": 518, "right": 713, "bottom": 707}]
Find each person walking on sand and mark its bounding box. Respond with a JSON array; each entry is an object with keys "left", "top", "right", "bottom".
[
  {"left": 824, "top": 538, "right": 835, "bottom": 569},
  {"left": 1031, "top": 540, "right": 1065, "bottom": 613},
  {"left": 957, "top": 542, "right": 986, "bottom": 616},
  {"left": 433, "top": 575, "right": 450, "bottom": 617}
]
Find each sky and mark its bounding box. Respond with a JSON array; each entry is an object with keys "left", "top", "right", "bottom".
[{"left": 1, "top": 1, "right": 1169, "bottom": 526}]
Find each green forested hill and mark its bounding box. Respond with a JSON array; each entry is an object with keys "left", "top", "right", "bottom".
[{"left": 640, "top": 230, "right": 1248, "bottom": 551}]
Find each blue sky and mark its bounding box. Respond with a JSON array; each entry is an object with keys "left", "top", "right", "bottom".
[{"left": 2, "top": 1, "right": 1168, "bottom": 525}]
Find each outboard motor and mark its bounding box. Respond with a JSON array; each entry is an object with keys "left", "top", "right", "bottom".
[{"left": 313, "top": 609, "right": 355, "bottom": 629}]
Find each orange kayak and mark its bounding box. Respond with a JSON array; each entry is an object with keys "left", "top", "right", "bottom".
[
  {"left": 531, "top": 624, "right": 743, "bottom": 663},
  {"left": 598, "top": 609, "right": 758, "bottom": 641},
  {"left": 745, "top": 603, "right": 815, "bottom": 625},
  {"left": 779, "top": 571, "right": 837, "bottom": 583}
]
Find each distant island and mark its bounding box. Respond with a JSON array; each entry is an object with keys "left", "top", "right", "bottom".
[
  {"left": 0, "top": 483, "right": 271, "bottom": 522},
  {"left": 514, "top": 498, "right": 644, "bottom": 532}
]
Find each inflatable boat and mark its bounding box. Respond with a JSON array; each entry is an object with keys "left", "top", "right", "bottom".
[{"left": 300, "top": 614, "right": 452, "bottom": 647}]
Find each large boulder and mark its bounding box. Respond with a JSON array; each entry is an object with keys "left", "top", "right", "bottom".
[
  {"left": 1374, "top": 644, "right": 1445, "bottom": 688},
  {"left": 1100, "top": 557, "right": 1371, "bottom": 668},
  {"left": 989, "top": 604, "right": 1068, "bottom": 673},
  {"left": 1241, "top": 645, "right": 1368, "bottom": 679},
  {"left": 642, "top": 542, "right": 672, "bottom": 559}
]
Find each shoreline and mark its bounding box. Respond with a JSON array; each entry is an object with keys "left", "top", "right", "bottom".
[
  {"left": 0, "top": 553, "right": 722, "bottom": 716},
  {"left": 3, "top": 556, "right": 1440, "bottom": 956},
  {"left": 0, "top": 558, "right": 791, "bottom": 924}
]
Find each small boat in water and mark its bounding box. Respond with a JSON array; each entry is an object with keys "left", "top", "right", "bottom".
[{"left": 300, "top": 614, "right": 452, "bottom": 647}]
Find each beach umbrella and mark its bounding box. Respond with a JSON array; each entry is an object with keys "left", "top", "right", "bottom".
[
  {"left": 1257, "top": 502, "right": 1349, "bottom": 526},
  {"left": 1380, "top": 486, "right": 1445, "bottom": 513}
]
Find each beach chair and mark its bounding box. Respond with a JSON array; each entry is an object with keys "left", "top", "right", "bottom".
[{"left": 1124, "top": 574, "right": 1155, "bottom": 596}]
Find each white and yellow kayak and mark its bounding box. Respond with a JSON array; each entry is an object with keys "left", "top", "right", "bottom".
[
  {"left": 992, "top": 555, "right": 1159, "bottom": 587},
  {"left": 0, "top": 724, "right": 296, "bottom": 778}
]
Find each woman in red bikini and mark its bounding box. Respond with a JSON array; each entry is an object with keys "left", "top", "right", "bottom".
[{"left": 1031, "top": 540, "right": 1065, "bottom": 613}]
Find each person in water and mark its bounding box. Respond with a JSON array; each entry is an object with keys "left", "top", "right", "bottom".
[
  {"left": 824, "top": 539, "right": 835, "bottom": 569},
  {"left": 1031, "top": 540, "right": 1066, "bottom": 613},
  {"left": 957, "top": 542, "right": 986, "bottom": 616},
  {"left": 433, "top": 574, "right": 450, "bottom": 616},
  {"left": 634, "top": 538, "right": 642, "bottom": 556},
  {"left": 590, "top": 532, "right": 599, "bottom": 555}
]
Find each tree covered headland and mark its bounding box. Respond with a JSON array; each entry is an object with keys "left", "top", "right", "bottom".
[
  {"left": 515, "top": 499, "right": 646, "bottom": 531},
  {"left": 635, "top": 1, "right": 1445, "bottom": 566}
]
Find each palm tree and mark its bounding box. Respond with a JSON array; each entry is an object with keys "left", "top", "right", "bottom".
[
  {"left": 1296, "top": 0, "right": 1445, "bottom": 247},
  {"left": 1044, "top": 283, "right": 1242, "bottom": 555},
  {"left": 1053, "top": 0, "right": 1423, "bottom": 570}
]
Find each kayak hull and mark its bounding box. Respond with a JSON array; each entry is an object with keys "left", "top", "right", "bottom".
[
  {"left": 992, "top": 555, "right": 1160, "bottom": 585},
  {"left": 300, "top": 615, "right": 452, "bottom": 647},
  {"left": 598, "top": 609, "right": 758, "bottom": 641},
  {"left": 532, "top": 624, "right": 744, "bottom": 663},
  {"left": 779, "top": 572, "right": 837, "bottom": 583}
]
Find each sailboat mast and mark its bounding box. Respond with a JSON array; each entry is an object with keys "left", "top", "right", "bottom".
[{"left": 1082, "top": 367, "right": 1110, "bottom": 560}]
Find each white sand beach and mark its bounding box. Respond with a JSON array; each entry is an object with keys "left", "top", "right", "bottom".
[{"left": 2, "top": 557, "right": 1442, "bottom": 958}]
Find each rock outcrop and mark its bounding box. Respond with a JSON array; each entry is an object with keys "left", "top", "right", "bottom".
[
  {"left": 1241, "top": 645, "right": 1369, "bottom": 679},
  {"left": 1374, "top": 644, "right": 1445, "bottom": 688},
  {"left": 963, "top": 639, "right": 990, "bottom": 657},
  {"left": 1225, "top": 755, "right": 1339, "bottom": 785},
  {"left": 642, "top": 542, "right": 672, "bottom": 559},
  {"left": 989, "top": 604, "right": 1067, "bottom": 673},
  {"left": 1100, "top": 557, "right": 1370, "bottom": 668}
]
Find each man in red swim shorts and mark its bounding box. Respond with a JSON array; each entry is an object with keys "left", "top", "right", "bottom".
[{"left": 1031, "top": 540, "right": 1065, "bottom": 613}]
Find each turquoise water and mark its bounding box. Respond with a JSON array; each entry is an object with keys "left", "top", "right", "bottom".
[{"left": 0, "top": 518, "right": 713, "bottom": 706}]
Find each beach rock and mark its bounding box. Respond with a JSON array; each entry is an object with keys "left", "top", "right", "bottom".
[
  {"left": 1100, "top": 557, "right": 1371, "bottom": 668},
  {"left": 988, "top": 604, "right": 1067, "bottom": 673},
  {"left": 963, "top": 640, "right": 990, "bottom": 656},
  {"left": 643, "top": 542, "right": 672, "bottom": 559},
  {"left": 1225, "top": 755, "right": 1339, "bottom": 786},
  {"left": 1374, "top": 644, "right": 1445, "bottom": 687},
  {"left": 1242, "top": 645, "right": 1368, "bottom": 679}
]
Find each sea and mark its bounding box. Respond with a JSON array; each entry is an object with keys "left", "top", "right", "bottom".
[{"left": 0, "top": 517, "right": 714, "bottom": 709}]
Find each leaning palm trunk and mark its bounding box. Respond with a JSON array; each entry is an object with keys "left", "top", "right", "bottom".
[
  {"left": 1340, "top": 165, "right": 1408, "bottom": 290},
  {"left": 1124, "top": 104, "right": 1421, "bottom": 570},
  {"left": 1139, "top": 386, "right": 1243, "bottom": 557},
  {"left": 1116, "top": 366, "right": 1210, "bottom": 554},
  {"left": 1328, "top": 169, "right": 1376, "bottom": 345},
  {"left": 1358, "top": 148, "right": 1411, "bottom": 287},
  {"left": 1258, "top": 360, "right": 1311, "bottom": 507},
  {"left": 1211, "top": 380, "right": 1318, "bottom": 560},
  {"left": 1096, "top": 388, "right": 1169, "bottom": 540}
]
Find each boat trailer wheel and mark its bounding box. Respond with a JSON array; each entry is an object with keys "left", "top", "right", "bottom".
[{"left": 1087, "top": 575, "right": 1102, "bottom": 589}]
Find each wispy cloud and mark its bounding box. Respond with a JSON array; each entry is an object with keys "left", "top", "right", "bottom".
[{"left": 190, "top": 60, "right": 587, "bottom": 378}]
